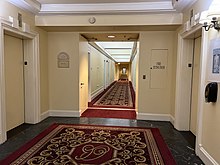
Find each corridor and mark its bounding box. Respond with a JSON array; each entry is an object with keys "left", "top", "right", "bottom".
[{"left": 81, "top": 80, "right": 136, "bottom": 119}]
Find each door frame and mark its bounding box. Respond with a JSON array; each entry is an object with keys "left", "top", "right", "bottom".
[
  {"left": 0, "top": 19, "right": 40, "bottom": 144},
  {"left": 175, "top": 24, "right": 208, "bottom": 155}
]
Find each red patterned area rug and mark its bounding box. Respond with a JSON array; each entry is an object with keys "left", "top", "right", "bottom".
[
  {"left": 92, "top": 81, "right": 134, "bottom": 108},
  {"left": 81, "top": 108, "right": 136, "bottom": 119},
  {"left": 0, "top": 124, "right": 176, "bottom": 165}
]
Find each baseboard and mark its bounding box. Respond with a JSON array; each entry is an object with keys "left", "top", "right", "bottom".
[
  {"left": 40, "top": 111, "right": 49, "bottom": 121},
  {"left": 91, "top": 86, "right": 104, "bottom": 100},
  {"left": 198, "top": 145, "right": 218, "bottom": 165},
  {"left": 41, "top": 110, "right": 80, "bottom": 119},
  {"left": 137, "top": 113, "right": 174, "bottom": 122},
  {"left": 170, "top": 115, "right": 175, "bottom": 125}
]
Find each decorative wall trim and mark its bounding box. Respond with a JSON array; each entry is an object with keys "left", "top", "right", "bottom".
[
  {"left": 137, "top": 113, "right": 174, "bottom": 122},
  {"left": 198, "top": 145, "right": 218, "bottom": 165},
  {"left": 48, "top": 110, "right": 80, "bottom": 117},
  {"left": 91, "top": 86, "right": 104, "bottom": 101}
]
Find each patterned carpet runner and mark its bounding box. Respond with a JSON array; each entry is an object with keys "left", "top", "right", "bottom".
[
  {"left": 0, "top": 124, "right": 176, "bottom": 165},
  {"left": 93, "top": 81, "right": 134, "bottom": 108}
]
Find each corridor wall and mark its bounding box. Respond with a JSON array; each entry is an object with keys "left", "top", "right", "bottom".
[
  {"left": 48, "top": 32, "right": 80, "bottom": 113},
  {"left": 89, "top": 45, "right": 115, "bottom": 100},
  {"left": 138, "top": 31, "right": 175, "bottom": 120}
]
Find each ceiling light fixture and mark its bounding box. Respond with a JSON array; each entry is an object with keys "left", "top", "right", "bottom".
[{"left": 108, "top": 35, "right": 115, "bottom": 38}]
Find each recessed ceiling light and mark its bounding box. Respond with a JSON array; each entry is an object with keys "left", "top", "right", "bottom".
[{"left": 108, "top": 35, "right": 115, "bottom": 38}]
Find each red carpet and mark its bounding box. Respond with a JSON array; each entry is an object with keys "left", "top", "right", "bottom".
[
  {"left": 91, "top": 81, "right": 135, "bottom": 108},
  {"left": 81, "top": 108, "right": 136, "bottom": 119},
  {"left": 0, "top": 124, "right": 176, "bottom": 165}
]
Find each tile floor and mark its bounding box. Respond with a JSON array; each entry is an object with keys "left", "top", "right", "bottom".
[{"left": 0, "top": 117, "right": 204, "bottom": 165}]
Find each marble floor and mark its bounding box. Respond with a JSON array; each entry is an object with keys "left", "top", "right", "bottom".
[{"left": 0, "top": 117, "right": 204, "bottom": 165}]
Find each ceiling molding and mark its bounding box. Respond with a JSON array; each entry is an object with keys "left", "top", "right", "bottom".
[
  {"left": 39, "top": 2, "right": 175, "bottom": 14},
  {"left": 7, "top": 0, "right": 41, "bottom": 14},
  {"left": 173, "top": 0, "right": 198, "bottom": 12}
]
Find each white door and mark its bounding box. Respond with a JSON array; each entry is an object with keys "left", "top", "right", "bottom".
[
  {"left": 190, "top": 36, "right": 201, "bottom": 135},
  {"left": 79, "top": 36, "right": 88, "bottom": 113},
  {"left": 4, "top": 34, "right": 25, "bottom": 131}
]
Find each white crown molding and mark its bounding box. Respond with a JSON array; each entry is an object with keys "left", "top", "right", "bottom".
[
  {"left": 7, "top": 0, "right": 41, "bottom": 14},
  {"left": 173, "top": 0, "right": 198, "bottom": 12},
  {"left": 40, "top": 2, "right": 175, "bottom": 14}
]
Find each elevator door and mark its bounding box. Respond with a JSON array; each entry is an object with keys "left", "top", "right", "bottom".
[{"left": 4, "top": 34, "right": 25, "bottom": 131}]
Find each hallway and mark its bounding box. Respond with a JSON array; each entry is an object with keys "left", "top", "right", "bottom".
[{"left": 81, "top": 80, "right": 136, "bottom": 119}]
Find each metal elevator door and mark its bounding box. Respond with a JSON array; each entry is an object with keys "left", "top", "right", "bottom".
[{"left": 4, "top": 34, "right": 25, "bottom": 131}]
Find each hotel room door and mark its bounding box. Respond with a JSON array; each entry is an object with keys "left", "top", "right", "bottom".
[{"left": 4, "top": 34, "right": 25, "bottom": 131}]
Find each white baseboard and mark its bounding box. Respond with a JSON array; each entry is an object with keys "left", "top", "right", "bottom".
[
  {"left": 91, "top": 86, "right": 104, "bottom": 100},
  {"left": 137, "top": 112, "right": 174, "bottom": 122},
  {"left": 170, "top": 115, "right": 175, "bottom": 125},
  {"left": 198, "top": 145, "right": 219, "bottom": 165},
  {"left": 40, "top": 110, "right": 80, "bottom": 121},
  {"left": 40, "top": 111, "right": 49, "bottom": 121}
]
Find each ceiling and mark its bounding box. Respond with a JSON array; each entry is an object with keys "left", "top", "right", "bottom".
[
  {"left": 82, "top": 33, "right": 139, "bottom": 41},
  {"left": 7, "top": 0, "right": 198, "bottom": 15},
  {"left": 82, "top": 33, "right": 138, "bottom": 63},
  {"left": 96, "top": 41, "right": 135, "bottom": 63},
  {"left": 36, "top": 0, "right": 171, "bottom": 4}
]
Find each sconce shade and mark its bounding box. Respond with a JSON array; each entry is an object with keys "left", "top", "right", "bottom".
[
  {"left": 207, "top": 0, "right": 220, "bottom": 18},
  {"left": 199, "top": 10, "right": 210, "bottom": 24}
]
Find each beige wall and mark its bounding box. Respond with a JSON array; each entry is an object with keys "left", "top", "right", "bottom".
[
  {"left": 131, "top": 49, "right": 139, "bottom": 91},
  {"left": 0, "top": 1, "right": 49, "bottom": 114},
  {"left": 201, "top": 30, "right": 220, "bottom": 163},
  {"left": 138, "top": 31, "right": 175, "bottom": 115},
  {"left": 48, "top": 32, "right": 79, "bottom": 111},
  {"left": 38, "top": 28, "right": 49, "bottom": 114},
  {"left": 109, "top": 60, "right": 115, "bottom": 83},
  {"left": 131, "top": 47, "right": 139, "bottom": 110},
  {"left": 89, "top": 45, "right": 115, "bottom": 98},
  {"left": 90, "top": 45, "right": 105, "bottom": 95}
]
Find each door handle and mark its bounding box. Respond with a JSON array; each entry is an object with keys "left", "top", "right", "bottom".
[{"left": 81, "top": 82, "right": 84, "bottom": 85}]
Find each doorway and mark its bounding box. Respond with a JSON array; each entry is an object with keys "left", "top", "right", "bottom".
[
  {"left": 0, "top": 20, "right": 40, "bottom": 144},
  {"left": 4, "top": 34, "right": 25, "bottom": 132},
  {"left": 190, "top": 36, "right": 201, "bottom": 135}
]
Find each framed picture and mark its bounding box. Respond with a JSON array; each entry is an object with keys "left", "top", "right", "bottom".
[{"left": 208, "top": 39, "right": 220, "bottom": 82}]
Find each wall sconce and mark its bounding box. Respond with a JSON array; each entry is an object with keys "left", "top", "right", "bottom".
[
  {"left": 199, "top": 0, "right": 220, "bottom": 31},
  {"left": 200, "top": 11, "right": 220, "bottom": 31}
]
